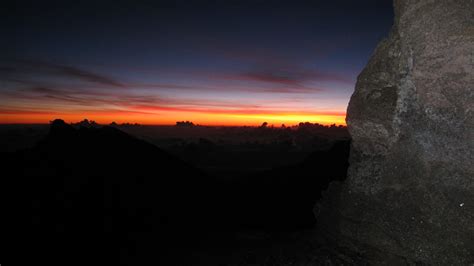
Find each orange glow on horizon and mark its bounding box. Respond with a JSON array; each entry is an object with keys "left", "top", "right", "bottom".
[{"left": 0, "top": 110, "right": 346, "bottom": 126}]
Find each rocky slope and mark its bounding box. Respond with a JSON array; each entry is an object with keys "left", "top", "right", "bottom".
[{"left": 317, "top": 0, "right": 474, "bottom": 264}]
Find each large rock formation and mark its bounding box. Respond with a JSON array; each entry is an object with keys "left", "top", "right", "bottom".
[{"left": 317, "top": 0, "right": 474, "bottom": 264}]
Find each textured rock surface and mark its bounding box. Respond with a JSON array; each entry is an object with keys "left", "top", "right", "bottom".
[{"left": 317, "top": 0, "right": 474, "bottom": 264}]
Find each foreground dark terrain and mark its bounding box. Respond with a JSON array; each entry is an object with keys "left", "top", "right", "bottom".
[{"left": 1, "top": 120, "right": 351, "bottom": 265}]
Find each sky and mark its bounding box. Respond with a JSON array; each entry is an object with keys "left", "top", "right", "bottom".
[{"left": 0, "top": 0, "right": 393, "bottom": 126}]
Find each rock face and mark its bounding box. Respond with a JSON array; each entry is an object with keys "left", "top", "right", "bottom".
[{"left": 317, "top": 0, "right": 474, "bottom": 264}]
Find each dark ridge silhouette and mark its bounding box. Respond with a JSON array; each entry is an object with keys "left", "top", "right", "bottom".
[
  {"left": 2, "top": 119, "right": 350, "bottom": 265},
  {"left": 4, "top": 119, "right": 221, "bottom": 265}
]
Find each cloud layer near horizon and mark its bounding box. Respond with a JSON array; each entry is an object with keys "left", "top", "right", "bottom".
[{"left": 0, "top": 58, "right": 350, "bottom": 125}]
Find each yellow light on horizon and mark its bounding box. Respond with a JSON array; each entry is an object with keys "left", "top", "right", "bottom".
[{"left": 0, "top": 110, "right": 346, "bottom": 126}]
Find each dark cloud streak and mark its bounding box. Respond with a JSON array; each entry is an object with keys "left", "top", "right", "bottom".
[
  {"left": 239, "top": 68, "right": 352, "bottom": 86},
  {"left": 0, "top": 58, "right": 124, "bottom": 88}
]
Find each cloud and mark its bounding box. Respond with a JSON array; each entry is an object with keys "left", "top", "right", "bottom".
[
  {"left": 238, "top": 67, "right": 351, "bottom": 86},
  {"left": 0, "top": 83, "right": 347, "bottom": 126},
  {"left": 51, "top": 64, "right": 124, "bottom": 87},
  {"left": 0, "top": 106, "right": 155, "bottom": 116},
  {"left": 189, "top": 58, "right": 352, "bottom": 94},
  {"left": 1, "top": 86, "right": 123, "bottom": 107},
  {"left": 2, "top": 85, "right": 257, "bottom": 111},
  {"left": 128, "top": 103, "right": 346, "bottom": 117},
  {"left": 0, "top": 57, "right": 344, "bottom": 96},
  {"left": 0, "top": 58, "right": 124, "bottom": 88},
  {"left": 0, "top": 59, "right": 220, "bottom": 92},
  {"left": 260, "top": 87, "right": 319, "bottom": 93},
  {"left": 0, "top": 57, "right": 349, "bottom": 123},
  {"left": 1, "top": 85, "right": 271, "bottom": 114},
  {"left": 0, "top": 108, "right": 55, "bottom": 115}
]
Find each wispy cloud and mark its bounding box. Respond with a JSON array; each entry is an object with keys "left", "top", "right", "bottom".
[
  {"left": 1, "top": 85, "right": 261, "bottom": 112},
  {"left": 237, "top": 67, "right": 352, "bottom": 86},
  {"left": 128, "top": 104, "right": 345, "bottom": 116},
  {"left": 0, "top": 58, "right": 124, "bottom": 88},
  {"left": 0, "top": 57, "right": 349, "bottom": 125}
]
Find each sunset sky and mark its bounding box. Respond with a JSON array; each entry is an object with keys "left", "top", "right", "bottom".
[{"left": 1, "top": 0, "right": 393, "bottom": 126}]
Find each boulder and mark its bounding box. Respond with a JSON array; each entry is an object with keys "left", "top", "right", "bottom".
[{"left": 317, "top": 0, "right": 474, "bottom": 264}]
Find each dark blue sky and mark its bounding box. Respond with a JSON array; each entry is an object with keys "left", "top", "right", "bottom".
[{"left": 0, "top": 0, "right": 394, "bottom": 125}]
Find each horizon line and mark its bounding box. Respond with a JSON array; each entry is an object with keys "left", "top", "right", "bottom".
[{"left": 0, "top": 119, "right": 347, "bottom": 127}]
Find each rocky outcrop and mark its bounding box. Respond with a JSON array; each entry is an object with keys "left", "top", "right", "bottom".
[{"left": 317, "top": 0, "right": 474, "bottom": 264}]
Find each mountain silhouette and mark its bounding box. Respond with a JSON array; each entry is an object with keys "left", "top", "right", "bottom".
[
  {"left": 3, "top": 119, "right": 221, "bottom": 265},
  {"left": 1, "top": 119, "right": 350, "bottom": 265}
]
